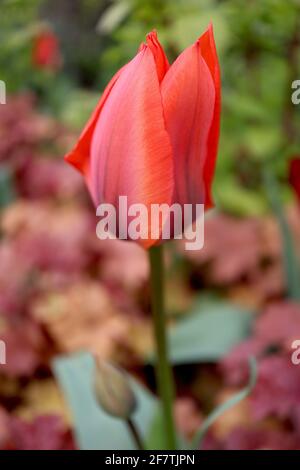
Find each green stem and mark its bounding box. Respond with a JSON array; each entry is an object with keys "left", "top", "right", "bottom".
[
  {"left": 263, "top": 168, "right": 300, "bottom": 300},
  {"left": 126, "top": 418, "right": 144, "bottom": 450},
  {"left": 149, "top": 245, "right": 177, "bottom": 449}
]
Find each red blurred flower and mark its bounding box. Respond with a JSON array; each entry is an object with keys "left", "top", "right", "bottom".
[
  {"left": 289, "top": 158, "right": 300, "bottom": 204},
  {"left": 32, "top": 31, "right": 61, "bottom": 71},
  {"left": 65, "top": 25, "right": 221, "bottom": 248},
  {"left": 203, "top": 427, "right": 300, "bottom": 450},
  {"left": 6, "top": 415, "right": 75, "bottom": 450}
]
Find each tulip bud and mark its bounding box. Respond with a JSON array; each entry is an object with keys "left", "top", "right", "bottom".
[{"left": 93, "top": 359, "right": 137, "bottom": 419}]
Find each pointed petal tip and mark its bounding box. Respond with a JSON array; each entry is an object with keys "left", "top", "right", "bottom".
[
  {"left": 146, "top": 30, "right": 161, "bottom": 51},
  {"left": 207, "top": 21, "right": 214, "bottom": 31},
  {"left": 146, "top": 30, "right": 158, "bottom": 42},
  {"left": 205, "top": 21, "right": 214, "bottom": 33},
  {"left": 64, "top": 149, "right": 84, "bottom": 174},
  {"left": 138, "top": 42, "right": 146, "bottom": 52},
  {"left": 144, "top": 29, "right": 169, "bottom": 82},
  {"left": 139, "top": 30, "right": 159, "bottom": 52},
  {"left": 64, "top": 149, "right": 74, "bottom": 166},
  {"left": 197, "top": 22, "right": 214, "bottom": 44}
]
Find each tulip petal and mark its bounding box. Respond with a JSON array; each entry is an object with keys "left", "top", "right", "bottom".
[
  {"left": 161, "top": 24, "right": 220, "bottom": 209},
  {"left": 198, "top": 24, "right": 221, "bottom": 208},
  {"left": 146, "top": 31, "right": 169, "bottom": 82},
  {"left": 64, "top": 66, "right": 125, "bottom": 178},
  {"left": 90, "top": 45, "right": 174, "bottom": 248}
]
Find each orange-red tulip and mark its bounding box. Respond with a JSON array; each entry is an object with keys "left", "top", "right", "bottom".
[{"left": 65, "top": 24, "right": 221, "bottom": 248}]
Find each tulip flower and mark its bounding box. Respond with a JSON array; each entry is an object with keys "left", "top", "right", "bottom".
[
  {"left": 65, "top": 27, "right": 221, "bottom": 449},
  {"left": 32, "top": 30, "right": 61, "bottom": 71},
  {"left": 65, "top": 24, "right": 220, "bottom": 248}
]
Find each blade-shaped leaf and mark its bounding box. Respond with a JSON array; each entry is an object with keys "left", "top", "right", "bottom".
[
  {"left": 53, "top": 352, "right": 158, "bottom": 450},
  {"left": 192, "top": 357, "right": 257, "bottom": 449},
  {"left": 145, "top": 406, "right": 188, "bottom": 450},
  {"left": 0, "top": 165, "right": 16, "bottom": 209},
  {"left": 168, "top": 299, "right": 253, "bottom": 365},
  {"left": 264, "top": 168, "right": 300, "bottom": 300}
]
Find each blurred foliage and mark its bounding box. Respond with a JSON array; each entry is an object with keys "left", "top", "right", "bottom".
[
  {"left": 1, "top": 0, "right": 300, "bottom": 215},
  {"left": 1, "top": 1, "right": 300, "bottom": 449},
  {"left": 0, "top": 0, "right": 42, "bottom": 90}
]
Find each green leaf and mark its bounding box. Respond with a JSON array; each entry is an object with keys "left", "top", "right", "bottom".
[
  {"left": 168, "top": 299, "right": 253, "bottom": 365},
  {"left": 191, "top": 357, "right": 257, "bottom": 449},
  {"left": 215, "top": 178, "right": 268, "bottom": 216},
  {"left": 96, "top": 1, "right": 131, "bottom": 34},
  {"left": 0, "top": 166, "right": 16, "bottom": 209},
  {"left": 263, "top": 168, "right": 300, "bottom": 300},
  {"left": 244, "top": 126, "right": 283, "bottom": 160},
  {"left": 57, "top": 89, "right": 99, "bottom": 130},
  {"left": 145, "top": 407, "right": 188, "bottom": 450},
  {"left": 169, "top": 7, "right": 230, "bottom": 54},
  {"left": 145, "top": 407, "right": 169, "bottom": 450},
  {"left": 53, "top": 352, "right": 158, "bottom": 450}
]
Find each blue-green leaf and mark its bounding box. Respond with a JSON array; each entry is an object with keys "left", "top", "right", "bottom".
[
  {"left": 192, "top": 357, "right": 257, "bottom": 449},
  {"left": 263, "top": 168, "right": 300, "bottom": 300},
  {"left": 0, "top": 166, "right": 16, "bottom": 209},
  {"left": 53, "top": 352, "right": 158, "bottom": 450},
  {"left": 168, "top": 300, "right": 253, "bottom": 365}
]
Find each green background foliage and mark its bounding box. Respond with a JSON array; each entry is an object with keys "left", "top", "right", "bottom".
[{"left": 1, "top": 0, "right": 299, "bottom": 215}]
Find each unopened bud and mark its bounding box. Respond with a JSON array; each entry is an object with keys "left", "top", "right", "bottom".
[{"left": 93, "top": 359, "right": 137, "bottom": 419}]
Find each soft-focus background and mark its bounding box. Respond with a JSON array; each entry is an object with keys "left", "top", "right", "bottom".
[{"left": 1, "top": 0, "right": 300, "bottom": 450}]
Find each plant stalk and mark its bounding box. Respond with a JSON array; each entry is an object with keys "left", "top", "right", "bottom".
[
  {"left": 126, "top": 418, "right": 144, "bottom": 450},
  {"left": 149, "top": 244, "right": 177, "bottom": 449}
]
